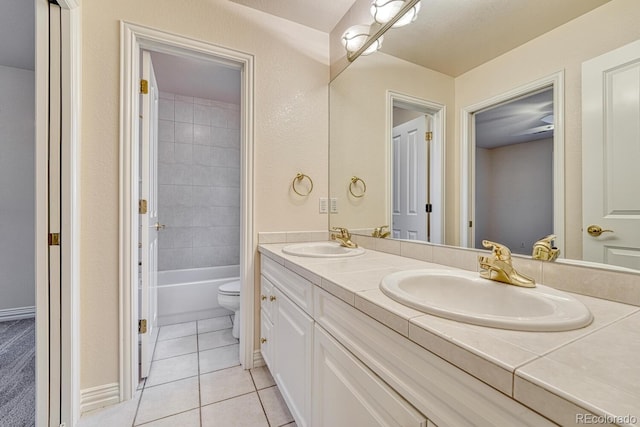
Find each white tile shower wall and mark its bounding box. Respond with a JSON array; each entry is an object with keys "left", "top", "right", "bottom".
[{"left": 157, "top": 92, "right": 241, "bottom": 271}]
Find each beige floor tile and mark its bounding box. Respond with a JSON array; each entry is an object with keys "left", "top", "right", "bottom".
[
  {"left": 198, "top": 328, "right": 238, "bottom": 351},
  {"left": 153, "top": 335, "right": 198, "bottom": 360},
  {"left": 201, "top": 393, "right": 268, "bottom": 427},
  {"left": 250, "top": 366, "right": 276, "bottom": 390},
  {"left": 158, "top": 322, "right": 197, "bottom": 341},
  {"left": 258, "top": 386, "right": 294, "bottom": 426},
  {"left": 198, "top": 316, "right": 233, "bottom": 334},
  {"left": 200, "top": 366, "right": 255, "bottom": 406},
  {"left": 146, "top": 353, "right": 198, "bottom": 387},
  {"left": 136, "top": 408, "right": 200, "bottom": 426},
  {"left": 135, "top": 377, "right": 199, "bottom": 425},
  {"left": 199, "top": 344, "right": 240, "bottom": 374}
]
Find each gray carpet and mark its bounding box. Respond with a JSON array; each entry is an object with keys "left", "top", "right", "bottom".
[{"left": 0, "top": 318, "right": 35, "bottom": 427}]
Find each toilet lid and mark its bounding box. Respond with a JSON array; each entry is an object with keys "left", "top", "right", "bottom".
[{"left": 219, "top": 280, "right": 241, "bottom": 296}]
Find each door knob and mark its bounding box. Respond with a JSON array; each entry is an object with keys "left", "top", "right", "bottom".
[
  {"left": 154, "top": 222, "right": 166, "bottom": 231},
  {"left": 587, "top": 225, "right": 613, "bottom": 237},
  {"left": 261, "top": 337, "right": 267, "bottom": 344},
  {"left": 270, "top": 295, "right": 277, "bottom": 302}
]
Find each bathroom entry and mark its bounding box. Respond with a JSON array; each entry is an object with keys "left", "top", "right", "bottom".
[
  {"left": 473, "top": 88, "right": 554, "bottom": 255},
  {"left": 389, "top": 95, "right": 445, "bottom": 244},
  {"left": 137, "top": 48, "right": 243, "bottom": 381}
]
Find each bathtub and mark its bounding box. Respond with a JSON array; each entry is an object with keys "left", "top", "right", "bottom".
[{"left": 157, "top": 265, "right": 239, "bottom": 326}]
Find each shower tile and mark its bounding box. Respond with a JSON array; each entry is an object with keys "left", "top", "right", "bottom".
[
  {"left": 211, "top": 187, "right": 240, "bottom": 207},
  {"left": 193, "top": 145, "right": 213, "bottom": 166},
  {"left": 194, "top": 124, "right": 211, "bottom": 145},
  {"left": 199, "top": 328, "right": 238, "bottom": 351},
  {"left": 135, "top": 377, "right": 199, "bottom": 425},
  {"left": 198, "top": 316, "right": 233, "bottom": 334},
  {"left": 146, "top": 353, "right": 198, "bottom": 387},
  {"left": 194, "top": 104, "right": 210, "bottom": 125},
  {"left": 223, "top": 108, "right": 240, "bottom": 130},
  {"left": 175, "top": 122, "right": 193, "bottom": 143},
  {"left": 210, "top": 166, "right": 240, "bottom": 187},
  {"left": 158, "top": 120, "right": 174, "bottom": 142},
  {"left": 158, "top": 142, "right": 175, "bottom": 164},
  {"left": 159, "top": 184, "right": 192, "bottom": 208},
  {"left": 174, "top": 143, "right": 192, "bottom": 164},
  {"left": 211, "top": 147, "right": 239, "bottom": 167},
  {"left": 153, "top": 335, "right": 198, "bottom": 361},
  {"left": 194, "top": 96, "right": 212, "bottom": 106},
  {"left": 212, "top": 128, "right": 240, "bottom": 148},
  {"left": 191, "top": 165, "right": 210, "bottom": 186},
  {"left": 210, "top": 106, "right": 227, "bottom": 128},
  {"left": 158, "top": 91, "right": 174, "bottom": 100},
  {"left": 174, "top": 101, "right": 194, "bottom": 123},
  {"left": 174, "top": 94, "right": 194, "bottom": 103},
  {"left": 159, "top": 248, "right": 193, "bottom": 271},
  {"left": 192, "top": 247, "right": 216, "bottom": 268},
  {"left": 199, "top": 344, "right": 240, "bottom": 374},
  {"left": 201, "top": 392, "right": 268, "bottom": 427},
  {"left": 200, "top": 365, "right": 255, "bottom": 406},
  {"left": 158, "top": 321, "right": 197, "bottom": 341},
  {"left": 158, "top": 99, "right": 174, "bottom": 121},
  {"left": 211, "top": 206, "right": 241, "bottom": 226}
]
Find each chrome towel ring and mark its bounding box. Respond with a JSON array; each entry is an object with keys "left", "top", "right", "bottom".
[
  {"left": 292, "top": 173, "right": 313, "bottom": 196},
  {"left": 349, "top": 176, "right": 366, "bottom": 198}
]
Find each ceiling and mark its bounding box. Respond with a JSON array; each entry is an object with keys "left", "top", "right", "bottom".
[{"left": 0, "top": 0, "right": 35, "bottom": 70}]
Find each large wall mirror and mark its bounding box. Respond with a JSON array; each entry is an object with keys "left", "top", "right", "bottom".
[{"left": 329, "top": 0, "right": 640, "bottom": 273}]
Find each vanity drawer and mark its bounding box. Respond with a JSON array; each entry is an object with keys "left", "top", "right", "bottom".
[{"left": 261, "top": 256, "right": 313, "bottom": 316}]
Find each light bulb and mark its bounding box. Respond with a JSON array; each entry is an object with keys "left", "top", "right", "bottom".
[{"left": 370, "top": 0, "right": 421, "bottom": 28}]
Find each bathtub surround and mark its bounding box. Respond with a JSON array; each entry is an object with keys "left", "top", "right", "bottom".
[
  {"left": 157, "top": 91, "right": 241, "bottom": 271},
  {"left": 0, "top": 318, "right": 35, "bottom": 427},
  {"left": 0, "top": 65, "right": 35, "bottom": 318}
]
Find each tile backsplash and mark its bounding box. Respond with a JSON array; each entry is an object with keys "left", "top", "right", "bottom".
[{"left": 157, "top": 92, "right": 240, "bottom": 271}]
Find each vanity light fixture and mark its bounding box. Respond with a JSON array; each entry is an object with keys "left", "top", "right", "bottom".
[
  {"left": 371, "top": 0, "right": 421, "bottom": 28},
  {"left": 342, "top": 25, "right": 384, "bottom": 56}
]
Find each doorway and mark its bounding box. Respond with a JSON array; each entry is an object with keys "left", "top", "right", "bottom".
[
  {"left": 460, "top": 72, "right": 565, "bottom": 255},
  {"left": 120, "top": 23, "right": 255, "bottom": 401},
  {"left": 387, "top": 92, "right": 445, "bottom": 244}
]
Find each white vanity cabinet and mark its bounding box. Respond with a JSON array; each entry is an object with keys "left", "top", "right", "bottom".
[
  {"left": 314, "top": 324, "right": 427, "bottom": 427},
  {"left": 260, "top": 256, "right": 313, "bottom": 427}
]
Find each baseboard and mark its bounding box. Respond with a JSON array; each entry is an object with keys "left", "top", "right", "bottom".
[
  {"left": 80, "top": 383, "right": 120, "bottom": 414},
  {"left": 253, "top": 349, "right": 265, "bottom": 368},
  {"left": 0, "top": 306, "right": 35, "bottom": 322}
]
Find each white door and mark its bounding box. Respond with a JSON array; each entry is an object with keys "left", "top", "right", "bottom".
[
  {"left": 582, "top": 39, "right": 640, "bottom": 269},
  {"left": 140, "top": 50, "right": 160, "bottom": 378},
  {"left": 392, "top": 116, "right": 429, "bottom": 240}
]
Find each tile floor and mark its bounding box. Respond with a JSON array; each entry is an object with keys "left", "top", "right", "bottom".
[{"left": 79, "top": 315, "right": 295, "bottom": 427}]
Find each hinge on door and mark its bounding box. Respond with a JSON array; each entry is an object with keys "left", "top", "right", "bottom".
[
  {"left": 139, "top": 319, "right": 147, "bottom": 334},
  {"left": 425, "top": 131, "right": 433, "bottom": 141},
  {"left": 140, "top": 79, "right": 148, "bottom": 94},
  {"left": 425, "top": 203, "right": 433, "bottom": 213},
  {"left": 139, "top": 199, "right": 148, "bottom": 214},
  {"left": 49, "top": 233, "right": 60, "bottom": 246},
  {"left": 469, "top": 221, "right": 473, "bottom": 228}
]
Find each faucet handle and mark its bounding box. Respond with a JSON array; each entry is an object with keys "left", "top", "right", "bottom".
[{"left": 481, "top": 240, "right": 512, "bottom": 261}]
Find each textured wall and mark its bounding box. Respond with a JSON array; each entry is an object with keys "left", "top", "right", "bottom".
[{"left": 80, "top": 0, "right": 328, "bottom": 391}]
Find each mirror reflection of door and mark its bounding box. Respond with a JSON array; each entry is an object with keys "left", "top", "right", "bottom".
[{"left": 473, "top": 89, "right": 554, "bottom": 255}]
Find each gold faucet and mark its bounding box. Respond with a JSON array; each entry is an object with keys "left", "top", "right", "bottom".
[
  {"left": 331, "top": 227, "right": 358, "bottom": 248},
  {"left": 478, "top": 240, "right": 535, "bottom": 288},
  {"left": 372, "top": 225, "right": 390, "bottom": 238},
  {"left": 532, "top": 234, "right": 560, "bottom": 261}
]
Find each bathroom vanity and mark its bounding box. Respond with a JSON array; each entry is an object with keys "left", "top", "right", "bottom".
[{"left": 258, "top": 241, "right": 640, "bottom": 427}]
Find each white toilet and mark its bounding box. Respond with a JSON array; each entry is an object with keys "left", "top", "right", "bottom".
[{"left": 217, "top": 280, "right": 241, "bottom": 338}]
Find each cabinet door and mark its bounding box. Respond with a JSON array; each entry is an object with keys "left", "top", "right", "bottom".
[
  {"left": 260, "top": 311, "right": 274, "bottom": 371},
  {"left": 313, "top": 324, "right": 427, "bottom": 427},
  {"left": 274, "top": 287, "right": 313, "bottom": 427}
]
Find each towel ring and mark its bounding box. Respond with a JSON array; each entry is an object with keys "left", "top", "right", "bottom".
[
  {"left": 292, "top": 173, "right": 313, "bottom": 196},
  {"left": 349, "top": 176, "right": 367, "bottom": 198}
]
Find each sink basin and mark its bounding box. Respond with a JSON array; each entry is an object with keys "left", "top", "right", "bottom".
[
  {"left": 380, "top": 269, "right": 593, "bottom": 331},
  {"left": 282, "top": 242, "right": 365, "bottom": 258}
]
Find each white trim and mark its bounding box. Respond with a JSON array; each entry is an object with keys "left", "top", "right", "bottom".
[
  {"left": 79, "top": 383, "right": 121, "bottom": 414},
  {"left": 460, "top": 71, "right": 565, "bottom": 253},
  {"left": 386, "top": 91, "right": 446, "bottom": 243},
  {"left": 0, "top": 306, "right": 36, "bottom": 322},
  {"left": 119, "top": 22, "right": 255, "bottom": 401}
]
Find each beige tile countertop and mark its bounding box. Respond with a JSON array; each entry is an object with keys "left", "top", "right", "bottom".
[{"left": 258, "top": 242, "right": 640, "bottom": 427}]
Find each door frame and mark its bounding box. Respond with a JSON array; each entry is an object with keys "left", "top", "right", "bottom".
[
  {"left": 35, "top": 0, "right": 82, "bottom": 425},
  {"left": 386, "top": 91, "right": 446, "bottom": 243},
  {"left": 460, "top": 71, "right": 565, "bottom": 253},
  {"left": 119, "top": 22, "right": 255, "bottom": 401}
]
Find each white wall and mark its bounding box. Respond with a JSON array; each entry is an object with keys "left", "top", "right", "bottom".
[
  {"left": 80, "top": 0, "right": 328, "bottom": 392},
  {"left": 0, "top": 65, "right": 35, "bottom": 314},
  {"left": 475, "top": 139, "right": 553, "bottom": 255}
]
